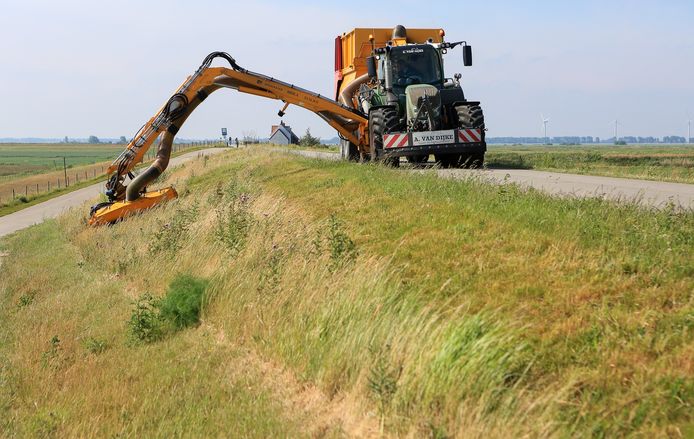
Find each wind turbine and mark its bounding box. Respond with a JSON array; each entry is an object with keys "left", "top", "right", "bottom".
[{"left": 541, "top": 114, "right": 550, "bottom": 144}]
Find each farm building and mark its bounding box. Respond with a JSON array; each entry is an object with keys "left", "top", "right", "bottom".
[{"left": 269, "top": 121, "right": 299, "bottom": 145}]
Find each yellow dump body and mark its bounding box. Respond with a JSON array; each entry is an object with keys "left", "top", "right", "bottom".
[{"left": 334, "top": 27, "right": 444, "bottom": 101}]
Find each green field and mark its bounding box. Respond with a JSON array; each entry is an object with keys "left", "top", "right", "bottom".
[
  {"left": 1, "top": 148, "right": 691, "bottom": 437},
  {"left": 486, "top": 144, "right": 694, "bottom": 183},
  {"left": 0, "top": 143, "right": 123, "bottom": 181}
]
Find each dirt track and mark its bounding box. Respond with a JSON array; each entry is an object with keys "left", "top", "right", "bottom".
[{"left": 0, "top": 148, "right": 227, "bottom": 238}]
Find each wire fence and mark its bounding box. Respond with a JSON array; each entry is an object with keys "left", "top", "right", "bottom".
[{"left": 0, "top": 142, "right": 212, "bottom": 206}]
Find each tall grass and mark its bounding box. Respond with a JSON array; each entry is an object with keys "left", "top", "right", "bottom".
[{"left": 0, "top": 147, "right": 691, "bottom": 437}]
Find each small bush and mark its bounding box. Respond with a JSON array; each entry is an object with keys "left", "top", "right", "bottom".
[
  {"left": 128, "top": 293, "right": 163, "bottom": 343},
  {"left": 159, "top": 274, "right": 209, "bottom": 329},
  {"left": 128, "top": 275, "right": 208, "bottom": 343}
]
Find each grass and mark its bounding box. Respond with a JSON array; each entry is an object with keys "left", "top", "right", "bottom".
[
  {"left": 0, "top": 143, "right": 123, "bottom": 179},
  {"left": 486, "top": 144, "right": 694, "bottom": 183},
  {"left": 1, "top": 147, "right": 692, "bottom": 437}
]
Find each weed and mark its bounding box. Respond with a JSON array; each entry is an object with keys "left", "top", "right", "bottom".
[
  {"left": 83, "top": 337, "right": 108, "bottom": 355},
  {"left": 327, "top": 214, "right": 357, "bottom": 269},
  {"left": 258, "top": 245, "right": 284, "bottom": 296},
  {"left": 368, "top": 344, "right": 401, "bottom": 433},
  {"left": 159, "top": 274, "right": 208, "bottom": 329},
  {"left": 149, "top": 202, "right": 199, "bottom": 254},
  {"left": 127, "top": 293, "right": 163, "bottom": 344},
  {"left": 40, "top": 335, "right": 61, "bottom": 368},
  {"left": 214, "top": 194, "right": 252, "bottom": 254},
  {"left": 28, "top": 410, "right": 60, "bottom": 437},
  {"left": 16, "top": 291, "right": 36, "bottom": 308}
]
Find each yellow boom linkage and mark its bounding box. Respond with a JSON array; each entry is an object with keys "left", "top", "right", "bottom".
[{"left": 89, "top": 52, "right": 367, "bottom": 225}]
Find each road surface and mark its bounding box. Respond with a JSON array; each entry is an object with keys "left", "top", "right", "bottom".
[
  {"left": 284, "top": 149, "right": 694, "bottom": 210},
  {"left": 0, "top": 148, "right": 227, "bottom": 238}
]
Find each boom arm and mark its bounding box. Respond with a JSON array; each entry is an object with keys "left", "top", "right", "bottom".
[{"left": 103, "top": 52, "right": 368, "bottom": 205}]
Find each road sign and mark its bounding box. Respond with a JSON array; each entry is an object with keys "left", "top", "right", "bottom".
[{"left": 221, "top": 128, "right": 227, "bottom": 136}]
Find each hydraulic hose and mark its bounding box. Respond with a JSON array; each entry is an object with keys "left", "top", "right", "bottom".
[
  {"left": 338, "top": 73, "right": 369, "bottom": 108},
  {"left": 125, "top": 84, "right": 219, "bottom": 201}
]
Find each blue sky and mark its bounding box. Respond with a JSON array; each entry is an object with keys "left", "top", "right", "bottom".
[{"left": 1, "top": 0, "right": 693, "bottom": 140}]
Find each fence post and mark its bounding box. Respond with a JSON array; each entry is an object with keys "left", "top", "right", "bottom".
[
  {"left": 25, "top": 185, "right": 28, "bottom": 197},
  {"left": 36, "top": 183, "right": 39, "bottom": 194},
  {"left": 12, "top": 188, "right": 15, "bottom": 199},
  {"left": 48, "top": 181, "right": 51, "bottom": 191}
]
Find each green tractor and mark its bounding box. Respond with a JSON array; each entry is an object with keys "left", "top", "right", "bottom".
[{"left": 355, "top": 25, "right": 486, "bottom": 168}]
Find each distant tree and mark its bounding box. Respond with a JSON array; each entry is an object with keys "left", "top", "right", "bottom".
[
  {"left": 119, "top": 136, "right": 127, "bottom": 144},
  {"left": 88, "top": 135, "right": 100, "bottom": 144},
  {"left": 63, "top": 136, "right": 69, "bottom": 143},
  {"left": 299, "top": 128, "right": 321, "bottom": 147}
]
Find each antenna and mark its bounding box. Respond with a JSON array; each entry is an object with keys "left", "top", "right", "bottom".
[{"left": 541, "top": 114, "right": 550, "bottom": 144}]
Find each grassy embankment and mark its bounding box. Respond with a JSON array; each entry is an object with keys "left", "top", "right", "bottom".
[
  {"left": 0, "top": 144, "right": 209, "bottom": 217},
  {"left": 1, "top": 147, "right": 692, "bottom": 437},
  {"left": 486, "top": 144, "right": 694, "bottom": 183}
]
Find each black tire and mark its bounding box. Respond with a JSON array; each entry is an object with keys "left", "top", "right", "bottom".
[
  {"left": 406, "top": 154, "right": 429, "bottom": 166},
  {"left": 369, "top": 107, "right": 401, "bottom": 167},
  {"left": 435, "top": 154, "right": 459, "bottom": 169},
  {"left": 456, "top": 104, "right": 486, "bottom": 168}
]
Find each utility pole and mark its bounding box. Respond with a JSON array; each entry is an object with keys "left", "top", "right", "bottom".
[
  {"left": 63, "top": 157, "right": 68, "bottom": 186},
  {"left": 688, "top": 120, "right": 691, "bottom": 145}
]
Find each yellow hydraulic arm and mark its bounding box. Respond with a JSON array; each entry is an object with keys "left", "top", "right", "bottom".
[{"left": 89, "top": 52, "right": 368, "bottom": 225}]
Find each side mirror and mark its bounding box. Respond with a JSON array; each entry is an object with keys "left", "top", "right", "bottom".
[
  {"left": 366, "top": 56, "right": 377, "bottom": 78},
  {"left": 463, "top": 45, "right": 473, "bottom": 67}
]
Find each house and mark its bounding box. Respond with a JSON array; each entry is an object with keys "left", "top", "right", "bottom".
[{"left": 269, "top": 121, "right": 299, "bottom": 145}]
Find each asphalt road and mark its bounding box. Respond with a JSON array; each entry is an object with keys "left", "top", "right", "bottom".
[
  {"left": 0, "top": 148, "right": 227, "bottom": 238},
  {"left": 284, "top": 149, "right": 694, "bottom": 210}
]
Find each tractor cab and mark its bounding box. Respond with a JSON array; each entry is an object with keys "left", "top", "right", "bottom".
[{"left": 389, "top": 45, "right": 443, "bottom": 89}]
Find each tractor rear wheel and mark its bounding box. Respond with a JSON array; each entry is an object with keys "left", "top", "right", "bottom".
[
  {"left": 456, "top": 104, "right": 486, "bottom": 168},
  {"left": 370, "top": 107, "right": 401, "bottom": 167},
  {"left": 434, "top": 154, "right": 459, "bottom": 168}
]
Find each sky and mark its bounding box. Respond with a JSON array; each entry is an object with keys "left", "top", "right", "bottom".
[{"left": 1, "top": 0, "right": 693, "bottom": 141}]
